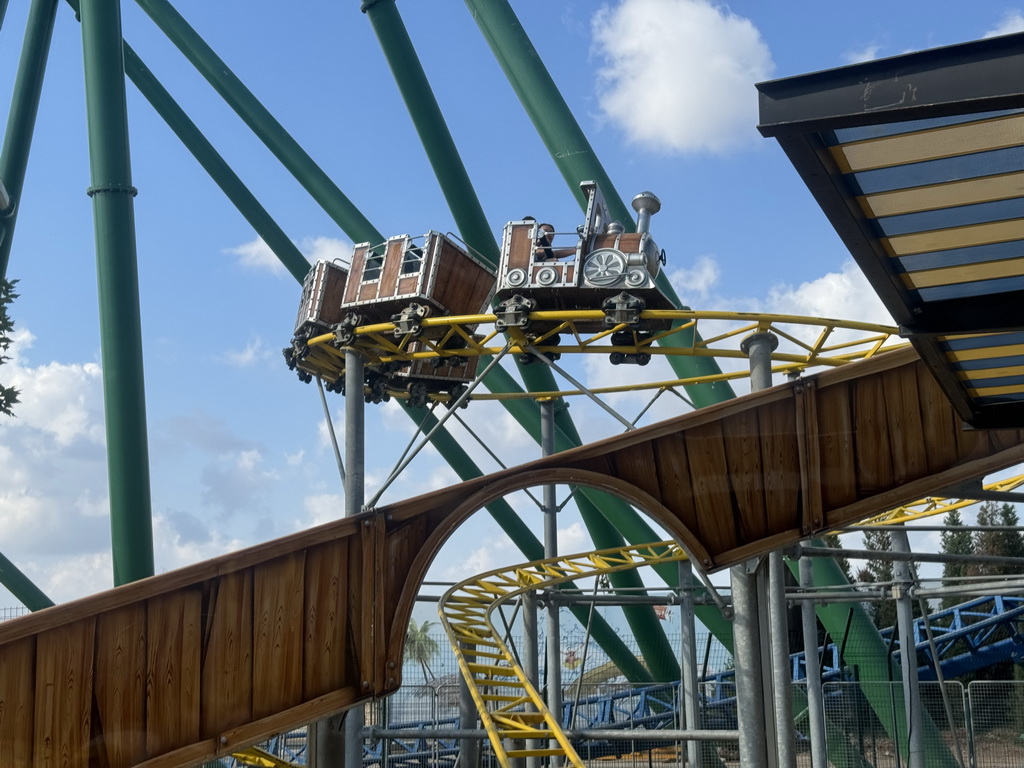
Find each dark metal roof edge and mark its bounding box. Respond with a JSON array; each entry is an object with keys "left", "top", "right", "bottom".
[{"left": 757, "top": 32, "right": 1024, "bottom": 136}]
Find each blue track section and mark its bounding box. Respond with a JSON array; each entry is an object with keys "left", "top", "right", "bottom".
[{"left": 227, "top": 596, "right": 1024, "bottom": 766}]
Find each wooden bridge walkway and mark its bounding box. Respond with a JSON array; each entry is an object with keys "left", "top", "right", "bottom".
[{"left": 1, "top": 347, "right": 1022, "bottom": 767}]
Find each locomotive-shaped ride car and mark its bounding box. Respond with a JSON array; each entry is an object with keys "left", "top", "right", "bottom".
[{"left": 493, "top": 181, "right": 673, "bottom": 350}]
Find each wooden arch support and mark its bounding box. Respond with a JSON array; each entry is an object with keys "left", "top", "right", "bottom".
[{"left": 0, "top": 347, "right": 1022, "bottom": 767}]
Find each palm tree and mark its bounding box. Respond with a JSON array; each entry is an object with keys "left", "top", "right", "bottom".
[{"left": 405, "top": 618, "right": 440, "bottom": 683}]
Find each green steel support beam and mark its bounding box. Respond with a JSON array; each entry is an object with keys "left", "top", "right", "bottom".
[
  {"left": 0, "top": 551, "right": 53, "bottom": 612},
  {"left": 80, "top": 0, "right": 154, "bottom": 586},
  {"left": 361, "top": 0, "right": 500, "bottom": 263},
  {"left": 0, "top": 1, "right": 11, "bottom": 35},
  {"left": 0, "top": 0, "right": 60, "bottom": 279},
  {"left": 132, "top": 0, "right": 383, "bottom": 246}
]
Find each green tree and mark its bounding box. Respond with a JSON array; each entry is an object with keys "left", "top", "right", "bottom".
[
  {"left": 822, "top": 532, "right": 853, "bottom": 582},
  {"left": 973, "top": 501, "right": 1024, "bottom": 577},
  {"left": 855, "top": 528, "right": 896, "bottom": 630},
  {"left": 405, "top": 618, "right": 440, "bottom": 683},
  {"left": 0, "top": 278, "right": 19, "bottom": 416},
  {"left": 939, "top": 508, "right": 973, "bottom": 609}
]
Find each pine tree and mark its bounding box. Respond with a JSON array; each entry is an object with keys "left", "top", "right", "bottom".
[
  {"left": 822, "top": 532, "right": 853, "bottom": 582},
  {"left": 973, "top": 501, "right": 1024, "bottom": 577},
  {"left": 856, "top": 528, "right": 896, "bottom": 629},
  {"left": 939, "top": 508, "right": 973, "bottom": 609},
  {"left": 0, "top": 278, "right": 19, "bottom": 416}
]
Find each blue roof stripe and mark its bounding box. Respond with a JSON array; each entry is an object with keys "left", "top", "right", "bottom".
[
  {"left": 898, "top": 239, "right": 1024, "bottom": 272},
  {"left": 917, "top": 274, "right": 1024, "bottom": 302},
  {"left": 847, "top": 147, "right": 1024, "bottom": 196},
  {"left": 876, "top": 198, "right": 1024, "bottom": 236},
  {"left": 941, "top": 331, "right": 1024, "bottom": 351},
  {"left": 972, "top": 393, "right": 1024, "bottom": 405},
  {"left": 961, "top": 374, "right": 1024, "bottom": 389},
  {"left": 826, "top": 110, "right": 1024, "bottom": 144},
  {"left": 951, "top": 354, "right": 1024, "bottom": 371}
]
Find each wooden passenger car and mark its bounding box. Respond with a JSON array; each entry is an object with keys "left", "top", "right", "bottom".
[
  {"left": 494, "top": 182, "right": 675, "bottom": 332},
  {"left": 293, "top": 259, "right": 349, "bottom": 339},
  {"left": 343, "top": 231, "right": 495, "bottom": 337}
]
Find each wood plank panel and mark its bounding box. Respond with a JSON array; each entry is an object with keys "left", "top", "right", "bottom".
[
  {"left": 0, "top": 636, "right": 33, "bottom": 766},
  {"left": 304, "top": 542, "right": 348, "bottom": 699},
  {"left": 684, "top": 421, "right": 738, "bottom": 555},
  {"left": 853, "top": 371, "right": 894, "bottom": 494},
  {"left": 815, "top": 380, "right": 857, "bottom": 510},
  {"left": 650, "top": 433, "right": 700, "bottom": 541},
  {"left": 882, "top": 366, "right": 928, "bottom": 485},
  {"left": 34, "top": 619, "right": 94, "bottom": 768},
  {"left": 610, "top": 440, "right": 661, "bottom": 500},
  {"left": 93, "top": 605, "right": 146, "bottom": 767},
  {"left": 721, "top": 407, "right": 767, "bottom": 541},
  {"left": 146, "top": 589, "right": 201, "bottom": 758},
  {"left": 253, "top": 553, "right": 305, "bottom": 720},
  {"left": 759, "top": 397, "right": 802, "bottom": 534},
  {"left": 200, "top": 570, "right": 253, "bottom": 738},
  {"left": 914, "top": 364, "right": 960, "bottom": 475}
]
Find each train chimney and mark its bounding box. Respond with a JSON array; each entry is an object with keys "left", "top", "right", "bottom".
[{"left": 631, "top": 192, "right": 661, "bottom": 235}]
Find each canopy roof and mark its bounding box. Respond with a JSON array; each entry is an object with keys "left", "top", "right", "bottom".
[{"left": 758, "top": 32, "right": 1024, "bottom": 428}]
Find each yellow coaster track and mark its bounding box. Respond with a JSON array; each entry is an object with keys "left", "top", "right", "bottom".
[{"left": 438, "top": 542, "right": 688, "bottom": 768}]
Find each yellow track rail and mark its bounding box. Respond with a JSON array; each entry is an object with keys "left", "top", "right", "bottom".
[
  {"left": 297, "top": 310, "right": 904, "bottom": 402},
  {"left": 439, "top": 542, "right": 688, "bottom": 768}
]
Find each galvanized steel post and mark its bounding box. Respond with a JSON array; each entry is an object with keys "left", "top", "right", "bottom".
[
  {"left": 678, "top": 559, "right": 702, "bottom": 768},
  {"left": 343, "top": 349, "right": 366, "bottom": 768},
  {"left": 799, "top": 556, "right": 827, "bottom": 768},
  {"left": 541, "top": 398, "right": 563, "bottom": 766},
  {"left": 892, "top": 528, "right": 924, "bottom": 768},
  {"left": 80, "top": 0, "right": 155, "bottom": 586}
]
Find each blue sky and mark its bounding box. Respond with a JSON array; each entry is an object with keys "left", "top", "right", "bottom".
[{"left": 0, "top": 1, "right": 1022, "bottom": 607}]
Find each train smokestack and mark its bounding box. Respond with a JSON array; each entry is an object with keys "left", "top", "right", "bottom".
[{"left": 631, "top": 192, "right": 661, "bottom": 235}]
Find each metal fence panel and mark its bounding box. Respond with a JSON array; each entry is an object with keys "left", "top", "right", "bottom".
[{"left": 969, "top": 680, "right": 1024, "bottom": 768}]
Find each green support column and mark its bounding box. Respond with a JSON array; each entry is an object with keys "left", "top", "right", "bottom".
[
  {"left": 80, "top": 0, "right": 154, "bottom": 586},
  {"left": 0, "top": 0, "right": 60, "bottom": 278}
]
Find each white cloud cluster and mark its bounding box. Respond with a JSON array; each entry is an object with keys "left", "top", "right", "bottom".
[
  {"left": 984, "top": 10, "right": 1024, "bottom": 37},
  {"left": 224, "top": 235, "right": 352, "bottom": 276},
  {"left": 669, "top": 254, "right": 720, "bottom": 302},
  {"left": 842, "top": 44, "right": 882, "bottom": 64},
  {"left": 762, "top": 259, "right": 893, "bottom": 326},
  {"left": 592, "top": 0, "right": 774, "bottom": 154}
]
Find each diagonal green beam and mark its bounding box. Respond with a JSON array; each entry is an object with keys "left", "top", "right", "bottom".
[
  {"left": 0, "top": 0, "right": 60, "bottom": 279},
  {"left": 132, "top": 0, "right": 383, "bottom": 246},
  {"left": 0, "top": 551, "right": 53, "bottom": 611}
]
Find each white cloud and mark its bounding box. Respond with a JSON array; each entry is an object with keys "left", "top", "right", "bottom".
[
  {"left": 225, "top": 235, "right": 352, "bottom": 277},
  {"left": 843, "top": 44, "right": 882, "bottom": 64},
  {"left": 669, "top": 254, "right": 720, "bottom": 301},
  {"left": 4, "top": 328, "right": 105, "bottom": 447},
  {"left": 298, "top": 236, "right": 352, "bottom": 265},
  {"left": 762, "top": 260, "right": 893, "bottom": 326},
  {"left": 225, "top": 237, "right": 285, "bottom": 275},
  {"left": 224, "top": 335, "right": 271, "bottom": 367},
  {"left": 984, "top": 10, "right": 1024, "bottom": 37},
  {"left": 592, "top": 0, "right": 774, "bottom": 154}
]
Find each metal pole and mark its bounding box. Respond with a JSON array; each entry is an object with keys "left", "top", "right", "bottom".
[
  {"left": 731, "top": 331, "right": 781, "bottom": 768},
  {"left": 678, "top": 560, "right": 702, "bottom": 768},
  {"left": 541, "top": 398, "right": 563, "bottom": 766},
  {"left": 80, "top": 0, "right": 155, "bottom": 586},
  {"left": 343, "top": 349, "right": 366, "bottom": 768},
  {"left": 523, "top": 593, "right": 540, "bottom": 768},
  {"left": 459, "top": 641, "right": 480, "bottom": 768},
  {"left": 729, "top": 560, "right": 768, "bottom": 767},
  {"left": 768, "top": 551, "right": 796, "bottom": 768},
  {"left": 0, "top": 551, "right": 53, "bottom": 611},
  {"left": 891, "top": 529, "right": 924, "bottom": 768},
  {"left": 0, "top": 0, "right": 59, "bottom": 278},
  {"left": 799, "top": 557, "right": 827, "bottom": 768}
]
